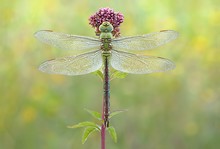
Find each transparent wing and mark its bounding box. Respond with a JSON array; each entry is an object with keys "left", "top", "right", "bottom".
[
  {"left": 112, "top": 30, "right": 178, "bottom": 51},
  {"left": 34, "top": 30, "right": 100, "bottom": 51},
  {"left": 39, "top": 50, "right": 102, "bottom": 76},
  {"left": 110, "top": 50, "right": 175, "bottom": 74}
]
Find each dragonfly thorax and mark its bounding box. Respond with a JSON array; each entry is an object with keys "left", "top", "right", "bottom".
[{"left": 101, "top": 38, "right": 112, "bottom": 53}]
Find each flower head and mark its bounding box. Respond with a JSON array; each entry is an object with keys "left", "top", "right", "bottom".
[{"left": 89, "top": 8, "right": 124, "bottom": 37}]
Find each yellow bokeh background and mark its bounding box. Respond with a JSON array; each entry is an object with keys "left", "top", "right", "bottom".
[{"left": 1, "top": 0, "right": 220, "bottom": 148}]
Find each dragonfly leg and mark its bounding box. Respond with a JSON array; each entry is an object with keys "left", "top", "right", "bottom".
[
  {"left": 101, "top": 45, "right": 104, "bottom": 50},
  {"left": 109, "top": 43, "right": 112, "bottom": 50}
]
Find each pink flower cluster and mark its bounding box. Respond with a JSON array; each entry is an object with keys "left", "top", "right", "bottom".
[{"left": 89, "top": 8, "right": 124, "bottom": 37}]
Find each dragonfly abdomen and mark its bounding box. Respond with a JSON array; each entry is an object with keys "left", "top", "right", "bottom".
[{"left": 103, "top": 53, "right": 110, "bottom": 127}]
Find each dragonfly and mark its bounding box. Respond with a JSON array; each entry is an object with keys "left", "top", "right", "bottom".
[{"left": 35, "top": 21, "right": 178, "bottom": 127}]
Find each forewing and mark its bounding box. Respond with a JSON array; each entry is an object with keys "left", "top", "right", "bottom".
[
  {"left": 112, "top": 30, "right": 178, "bottom": 51},
  {"left": 110, "top": 50, "right": 175, "bottom": 74},
  {"left": 39, "top": 50, "right": 102, "bottom": 76},
  {"left": 34, "top": 30, "right": 100, "bottom": 51}
]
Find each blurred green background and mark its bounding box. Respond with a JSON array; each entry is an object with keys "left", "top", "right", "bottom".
[{"left": 1, "top": 0, "right": 220, "bottom": 148}]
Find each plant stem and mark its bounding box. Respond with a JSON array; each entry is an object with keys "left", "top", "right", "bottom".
[
  {"left": 101, "top": 56, "right": 110, "bottom": 149},
  {"left": 101, "top": 107, "right": 106, "bottom": 149}
]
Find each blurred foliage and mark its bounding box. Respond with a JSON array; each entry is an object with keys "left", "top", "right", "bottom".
[{"left": 0, "top": 0, "right": 220, "bottom": 148}]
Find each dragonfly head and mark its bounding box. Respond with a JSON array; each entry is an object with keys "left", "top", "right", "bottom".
[{"left": 99, "top": 21, "right": 113, "bottom": 33}]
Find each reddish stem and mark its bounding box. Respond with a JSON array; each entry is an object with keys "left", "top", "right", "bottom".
[
  {"left": 101, "top": 100, "right": 106, "bottom": 149},
  {"left": 101, "top": 124, "right": 106, "bottom": 149}
]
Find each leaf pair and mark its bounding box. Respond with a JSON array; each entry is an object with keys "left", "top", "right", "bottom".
[
  {"left": 68, "top": 109, "right": 127, "bottom": 144},
  {"left": 94, "top": 70, "right": 128, "bottom": 81},
  {"left": 86, "top": 108, "right": 127, "bottom": 120}
]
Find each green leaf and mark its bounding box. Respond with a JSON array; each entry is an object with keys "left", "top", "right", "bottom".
[
  {"left": 110, "top": 70, "right": 128, "bottom": 80},
  {"left": 107, "top": 126, "right": 117, "bottom": 143},
  {"left": 93, "top": 70, "right": 103, "bottom": 81},
  {"left": 67, "top": 121, "right": 100, "bottom": 130},
  {"left": 82, "top": 127, "right": 98, "bottom": 144},
  {"left": 109, "top": 110, "right": 128, "bottom": 119},
  {"left": 85, "top": 109, "right": 102, "bottom": 120}
]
